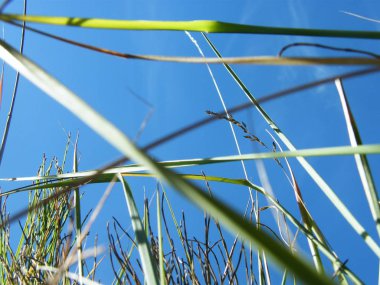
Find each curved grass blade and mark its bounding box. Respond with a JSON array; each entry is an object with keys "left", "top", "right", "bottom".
[
  {"left": 2, "top": 143, "right": 380, "bottom": 194},
  {"left": 118, "top": 174, "right": 159, "bottom": 285},
  {"left": 2, "top": 143, "right": 380, "bottom": 187},
  {"left": 203, "top": 33, "right": 380, "bottom": 259},
  {"left": 1, "top": 14, "right": 380, "bottom": 39},
  {"left": 0, "top": 39, "right": 334, "bottom": 284}
]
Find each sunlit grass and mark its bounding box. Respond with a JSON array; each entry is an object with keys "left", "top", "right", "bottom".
[{"left": 0, "top": 6, "right": 378, "bottom": 285}]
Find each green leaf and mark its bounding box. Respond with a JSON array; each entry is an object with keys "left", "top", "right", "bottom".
[{"left": 118, "top": 175, "right": 159, "bottom": 285}]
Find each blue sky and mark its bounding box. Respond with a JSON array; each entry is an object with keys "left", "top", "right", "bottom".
[{"left": 1, "top": 0, "right": 380, "bottom": 283}]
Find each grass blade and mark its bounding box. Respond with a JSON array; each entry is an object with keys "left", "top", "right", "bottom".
[
  {"left": 2, "top": 143, "right": 380, "bottom": 188},
  {"left": 335, "top": 78, "right": 380, "bottom": 284},
  {"left": 118, "top": 174, "right": 159, "bottom": 285},
  {"left": 335, "top": 78, "right": 380, "bottom": 238},
  {"left": 73, "top": 135, "right": 84, "bottom": 285},
  {"left": 156, "top": 189, "right": 166, "bottom": 285},
  {"left": 1, "top": 14, "right": 380, "bottom": 39}
]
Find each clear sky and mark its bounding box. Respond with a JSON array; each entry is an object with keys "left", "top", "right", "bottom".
[{"left": 1, "top": 0, "right": 380, "bottom": 283}]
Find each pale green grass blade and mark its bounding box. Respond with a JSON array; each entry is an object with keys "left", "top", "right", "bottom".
[
  {"left": 203, "top": 34, "right": 380, "bottom": 259},
  {"left": 281, "top": 269, "right": 288, "bottom": 285},
  {"left": 0, "top": 38, "right": 337, "bottom": 284},
  {"left": 156, "top": 190, "right": 166, "bottom": 285},
  {"left": 336, "top": 78, "right": 380, "bottom": 284},
  {"left": 143, "top": 198, "right": 149, "bottom": 238},
  {"left": 73, "top": 137, "right": 84, "bottom": 285},
  {"left": 1, "top": 14, "right": 380, "bottom": 39},
  {"left": 118, "top": 174, "right": 159, "bottom": 285},
  {"left": 335, "top": 79, "right": 380, "bottom": 237},
  {"left": 2, "top": 144, "right": 380, "bottom": 185}
]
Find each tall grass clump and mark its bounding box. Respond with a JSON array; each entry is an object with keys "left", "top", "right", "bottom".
[{"left": 0, "top": 2, "right": 379, "bottom": 284}]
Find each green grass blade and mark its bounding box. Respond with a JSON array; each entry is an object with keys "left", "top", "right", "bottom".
[
  {"left": 118, "top": 174, "right": 159, "bottom": 285},
  {"left": 203, "top": 33, "right": 380, "bottom": 259},
  {"left": 2, "top": 143, "right": 380, "bottom": 198},
  {"left": 2, "top": 14, "right": 380, "bottom": 39},
  {"left": 281, "top": 269, "right": 288, "bottom": 285},
  {"left": 156, "top": 190, "right": 166, "bottom": 285},
  {"left": 336, "top": 78, "right": 380, "bottom": 284},
  {"left": 0, "top": 38, "right": 334, "bottom": 285},
  {"left": 335, "top": 78, "right": 380, "bottom": 238},
  {"left": 2, "top": 144, "right": 380, "bottom": 184},
  {"left": 73, "top": 137, "right": 84, "bottom": 285}
]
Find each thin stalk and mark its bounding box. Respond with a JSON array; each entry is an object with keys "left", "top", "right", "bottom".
[
  {"left": 2, "top": 14, "right": 380, "bottom": 39},
  {"left": 0, "top": 0, "right": 26, "bottom": 166}
]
